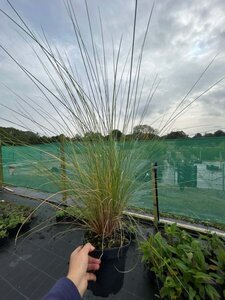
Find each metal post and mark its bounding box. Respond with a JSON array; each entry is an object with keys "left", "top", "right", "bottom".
[
  {"left": 0, "top": 140, "right": 3, "bottom": 190},
  {"left": 222, "top": 163, "right": 225, "bottom": 191},
  {"left": 173, "top": 161, "right": 176, "bottom": 185},
  {"left": 152, "top": 162, "right": 159, "bottom": 229},
  {"left": 60, "top": 135, "right": 67, "bottom": 201}
]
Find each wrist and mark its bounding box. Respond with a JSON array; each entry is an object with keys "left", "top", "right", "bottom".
[{"left": 66, "top": 275, "right": 82, "bottom": 297}]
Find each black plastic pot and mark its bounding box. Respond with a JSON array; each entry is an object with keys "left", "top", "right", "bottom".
[
  {"left": 8, "top": 225, "right": 20, "bottom": 237},
  {"left": 147, "top": 269, "right": 163, "bottom": 291},
  {"left": 8, "top": 221, "right": 31, "bottom": 237},
  {"left": 0, "top": 235, "right": 9, "bottom": 247},
  {"left": 56, "top": 215, "right": 74, "bottom": 223},
  {"left": 88, "top": 242, "right": 130, "bottom": 297},
  {"left": 56, "top": 215, "right": 85, "bottom": 225}
]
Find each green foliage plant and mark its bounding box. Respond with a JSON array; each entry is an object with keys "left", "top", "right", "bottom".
[
  {"left": 0, "top": 220, "right": 9, "bottom": 239},
  {"left": 0, "top": 227, "right": 8, "bottom": 239},
  {"left": 140, "top": 223, "right": 225, "bottom": 299},
  {"left": 55, "top": 206, "right": 85, "bottom": 224},
  {"left": 0, "top": 200, "right": 34, "bottom": 236}
]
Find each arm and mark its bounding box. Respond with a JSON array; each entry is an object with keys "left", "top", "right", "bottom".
[{"left": 43, "top": 277, "right": 81, "bottom": 300}]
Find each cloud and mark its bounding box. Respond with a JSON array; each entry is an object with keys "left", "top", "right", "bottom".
[{"left": 0, "top": 0, "right": 225, "bottom": 136}]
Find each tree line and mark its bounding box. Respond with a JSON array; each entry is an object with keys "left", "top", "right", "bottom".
[{"left": 0, "top": 125, "right": 225, "bottom": 145}]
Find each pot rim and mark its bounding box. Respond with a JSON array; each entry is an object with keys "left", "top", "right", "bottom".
[{"left": 92, "top": 239, "right": 131, "bottom": 253}]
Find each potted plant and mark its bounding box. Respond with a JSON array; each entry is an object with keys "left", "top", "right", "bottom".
[
  {"left": 2, "top": 0, "right": 219, "bottom": 297},
  {"left": 0, "top": 0, "right": 156, "bottom": 295},
  {"left": 0, "top": 200, "right": 34, "bottom": 237},
  {"left": 55, "top": 206, "right": 85, "bottom": 225},
  {"left": 58, "top": 137, "right": 138, "bottom": 296},
  {"left": 140, "top": 223, "right": 225, "bottom": 299},
  {"left": 6, "top": 214, "right": 29, "bottom": 236}
]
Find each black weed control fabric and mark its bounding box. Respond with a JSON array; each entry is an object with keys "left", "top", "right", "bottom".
[{"left": 0, "top": 190, "right": 156, "bottom": 300}]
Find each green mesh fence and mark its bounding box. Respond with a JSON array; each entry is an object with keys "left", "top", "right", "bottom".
[
  {"left": 156, "top": 137, "right": 225, "bottom": 226},
  {"left": 2, "top": 143, "right": 60, "bottom": 192},
  {"left": 1, "top": 137, "right": 225, "bottom": 226}
]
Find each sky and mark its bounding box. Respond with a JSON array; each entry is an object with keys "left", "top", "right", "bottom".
[{"left": 0, "top": 0, "right": 225, "bottom": 137}]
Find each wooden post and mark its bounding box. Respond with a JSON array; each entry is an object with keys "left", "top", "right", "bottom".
[
  {"left": 152, "top": 162, "right": 159, "bottom": 229},
  {"left": 60, "top": 135, "right": 67, "bottom": 201},
  {"left": 0, "top": 140, "right": 3, "bottom": 190}
]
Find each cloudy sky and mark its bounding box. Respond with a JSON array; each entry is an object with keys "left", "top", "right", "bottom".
[{"left": 0, "top": 0, "right": 225, "bottom": 136}]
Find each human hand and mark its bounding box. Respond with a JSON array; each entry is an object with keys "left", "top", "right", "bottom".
[{"left": 67, "top": 243, "right": 101, "bottom": 297}]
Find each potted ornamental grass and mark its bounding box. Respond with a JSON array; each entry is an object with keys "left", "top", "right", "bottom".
[
  {"left": 0, "top": 0, "right": 223, "bottom": 297},
  {"left": 66, "top": 137, "right": 139, "bottom": 296},
  {"left": 0, "top": 0, "right": 157, "bottom": 295}
]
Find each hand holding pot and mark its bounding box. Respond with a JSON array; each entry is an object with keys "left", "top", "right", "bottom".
[{"left": 67, "top": 243, "right": 101, "bottom": 297}]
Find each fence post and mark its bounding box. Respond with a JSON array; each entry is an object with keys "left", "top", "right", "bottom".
[
  {"left": 0, "top": 140, "right": 3, "bottom": 190},
  {"left": 152, "top": 162, "right": 159, "bottom": 229},
  {"left": 222, "top": 163, "right": 225, "bottom": 191},
  {"left": 60, "top": 135, "right": 67, "bottom": 202},
  {"left": 173, "top": 161, "right": 176, "bottom": 185}
]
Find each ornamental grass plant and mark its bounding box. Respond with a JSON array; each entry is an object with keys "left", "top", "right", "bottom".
[
  {"left": 0, "top": 0, "right": 157, "bottom": 248},
  {"left": 0, "top": 0, "right": 224, "bottom": 250}
]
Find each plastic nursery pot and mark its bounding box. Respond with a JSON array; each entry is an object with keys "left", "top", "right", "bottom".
[
  {"left": 56, "top": 215, "right": 85, "bottom": 226},
  {"left": 20, "top": 220, "right": 32, "bottom": 232},
  {"left": 8, "top": 224, "right": 21, "bottom": 237},
  {"left": 88, "top": 242, "right": 130, "bottom": 297},
  {"left": 8, "top": 221, "right": 31, "bottom": 237},
  {"left": 55, "top": 215, "right": 74, "bottom": 223},
  {"left": 0, "top": 236, "right": 9, "bottom": 247},
  {"left": 147, "top": 269, "right": 163, "bottom": 291}
]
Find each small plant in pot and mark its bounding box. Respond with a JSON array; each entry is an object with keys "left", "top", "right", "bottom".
[
  {"left": 6, "top": 214, "right": 26, "bottom": 236},
  {"left": 0, "top": 201, "right": 34, "bottom": 237},
  {"left": 55, "top": 206, "right": 85, "bottom": 225}
]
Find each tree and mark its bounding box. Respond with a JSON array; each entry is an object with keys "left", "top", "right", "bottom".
[
  {"left": 133, "top": 124, "right": 157, "bottom": 135},
  {"left": 83, "top": 131, "right": 102, "bottom": 141},
  {"left": 73, "top": 134, "right": 82, "bottom": 141},
  {"left": 0, "top": 126, "right": 43, "bottom": 145},
  {"left": 133, "top": 125, "right": 158, "bottom": 140},
  {"left": 204, "top": 133, "right": 213, "bottom": 138},
  {"left": 193, "top": 133, "right": 202, "bottom": 139},
  {"left": 214, "top": 130, "right": 225, "bottom": 137},
  {"left": 165, "top": 131, "right": 188, "bottom": 139},
  {"left": 110, "top": 129, "right": 123, "bottom": 141}
]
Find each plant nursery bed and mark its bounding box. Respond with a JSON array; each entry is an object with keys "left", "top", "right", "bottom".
[
  {"left": 0, "top": 189, "right": 157, "bottom": 300},
  {"left": 140, "top": 223, "right": 225, "bottom": 300}
]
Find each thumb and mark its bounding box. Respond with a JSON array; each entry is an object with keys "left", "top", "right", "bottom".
[
  {"left": 72, "top": 245, "right": 83, "bottom": 255},
  {"left": 81, "top": 243, "right": 95, "bottom": 255}
]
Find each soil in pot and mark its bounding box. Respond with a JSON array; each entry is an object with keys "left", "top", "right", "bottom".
[{"left": 85, "top": 231, "right": 130, "bottom": 297}]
